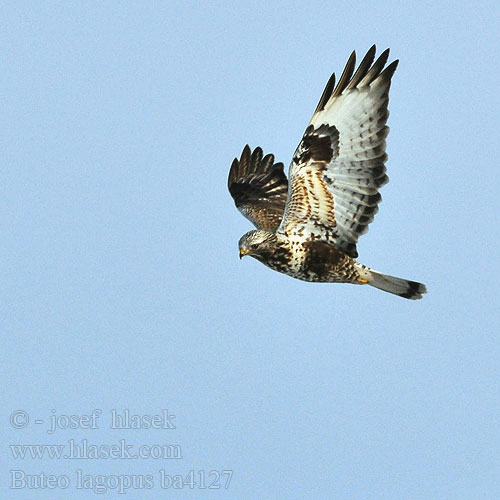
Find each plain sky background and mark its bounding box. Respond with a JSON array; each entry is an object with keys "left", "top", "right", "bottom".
[{"left": 2, "top": 1, "right": 499, "bottom": 499}]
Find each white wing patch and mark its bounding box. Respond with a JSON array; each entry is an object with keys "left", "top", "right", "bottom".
[{"left": 278, "top": 47, "right": 397, "bottom": 258}]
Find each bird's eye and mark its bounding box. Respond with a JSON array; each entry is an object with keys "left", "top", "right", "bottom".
[{"left": 251, "top": 243, "right": 259, "bottom": 249}]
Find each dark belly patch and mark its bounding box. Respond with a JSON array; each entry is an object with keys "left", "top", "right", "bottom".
[{"left": 301, "top": 240, "right": 356, "bottom": 282}]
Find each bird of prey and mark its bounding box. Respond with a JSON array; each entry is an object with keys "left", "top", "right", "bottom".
[{"left": 228, "top": 46, "right": 427, "bottom": 300}]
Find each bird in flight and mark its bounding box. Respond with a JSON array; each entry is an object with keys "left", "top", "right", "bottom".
[{"left": 228, "top": 46, "right": 427, "bottom": 299}]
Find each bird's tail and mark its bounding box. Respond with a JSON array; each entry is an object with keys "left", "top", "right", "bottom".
[{"left": 358, "top": 266, "right": 427, "bottom": 300}]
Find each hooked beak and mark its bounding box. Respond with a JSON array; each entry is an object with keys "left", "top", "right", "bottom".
[{"left": 239, "top": 248, "right": 248, "bottom": 259}]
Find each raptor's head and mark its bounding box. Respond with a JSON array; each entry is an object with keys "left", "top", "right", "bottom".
[{"left": 238, "top": 230, "right": 277, "bottom": 260}]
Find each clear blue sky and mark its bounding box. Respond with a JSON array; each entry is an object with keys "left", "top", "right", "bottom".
[{"left": 2, "top": 1, "right": 499, "bottom": 499}]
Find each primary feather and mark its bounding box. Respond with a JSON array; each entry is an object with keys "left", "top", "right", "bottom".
[{"left": 228, "top": 145, "right": 288, "bottom": 231}]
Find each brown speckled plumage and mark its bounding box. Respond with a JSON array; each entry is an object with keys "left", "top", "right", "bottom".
[{"left": 229, "top": 47, "right": 427, "bottom": 300}]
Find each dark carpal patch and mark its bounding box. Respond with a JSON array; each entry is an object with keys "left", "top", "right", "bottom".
[{"left": 293, "top": 124, "right": 339, "bottom": 166}]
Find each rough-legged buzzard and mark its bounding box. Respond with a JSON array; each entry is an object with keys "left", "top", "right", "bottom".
[{"left": 228, "top": 46, "right": 427, "bottom": 300}]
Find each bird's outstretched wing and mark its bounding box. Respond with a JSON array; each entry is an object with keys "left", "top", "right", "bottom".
[
  {"left": 228, "top": 144, "right": 288, "bottom": 231},
  {"left": 278, "top": 46, "right": 397, "bottom": 258}
]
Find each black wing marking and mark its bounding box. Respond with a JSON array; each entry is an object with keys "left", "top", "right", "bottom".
[
  {"left": 228, "top": 145, "right": 288, "bottom": 231},
  {"left": 280, "top": 46, "right": 398, "bottom": 258}
]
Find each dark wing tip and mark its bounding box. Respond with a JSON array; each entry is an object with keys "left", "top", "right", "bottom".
[
  {"left": 273, "top": 161, "right": 285, "bottom": 173},
  {"left": 241, "top": 143, "right": 252, "bottom": 164},
  {"left": 228, "top": 145, "right": 248, "bottom": 189},
  {"left": 378, "top": 59, "right": 399, "bottom": 82},
  {"left": 314, "top": 72, "right": 336, "bottom": 113},
  {"left": 228, "top": 158, "right": 238, "bottom": 189},
  {"left": 228, "top": 145, "right": 289, "bottom": 230},
  {"left": 367, "top": 48, "right": 391, "bottom": 79},
  {"left": 228, "top": 144, "right": 261, "bottom": 188},
  {"left": 346, "top": 45, "right": 377, "bottom": 90},
  {"left": 331, "top": 50, "right": 357, "bottom": 98},
  {"left": 315, "top": 47, "right": 398, "bottom": 114},
  {"left": 228, "top": 144, "right": 288, "bottom": 198}
]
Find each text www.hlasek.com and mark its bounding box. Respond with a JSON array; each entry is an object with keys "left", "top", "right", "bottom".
[
  {"left": 9, "top": 408, "right": 233, "bottom": 493},
  {"left": 10, "top": 439, "right": 182, "bottom": 460}
]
